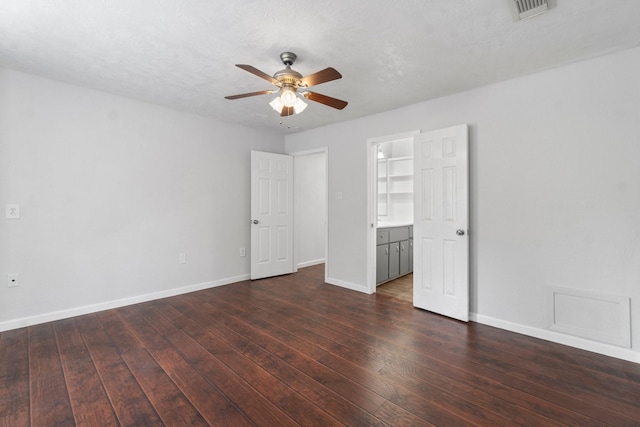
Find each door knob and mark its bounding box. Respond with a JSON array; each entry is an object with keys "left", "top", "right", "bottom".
[
  {"left": 252, "top": 219, "right": 259, "bottom": 224},
  {"left": 456, "top": 229, "right": 465, "bottom": 236}
]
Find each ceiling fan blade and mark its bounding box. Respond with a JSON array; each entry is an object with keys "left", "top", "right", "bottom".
[
  {"left": 280, "top": 106, "right": 294, "bottom": 117},
  {"left": 224, "top": 90, "right": 275, "bottom": 100},
  {"left": 235, "top": 64, "right": 280, "bottom": 86},
  {"left": 299, "top": 67, "right": 342, "bottom": 87},
  {"left": 302, "top": 91, "right": 348, "bottom": 110}
]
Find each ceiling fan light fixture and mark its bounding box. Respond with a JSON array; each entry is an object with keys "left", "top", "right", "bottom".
[
  {"left": 269, "top": 96, "right": 284, "bottom": 113},
  {"left": 270, "top": 90, "right": 307, "bottom": 115},
  {"left": 280, "top": 87, "right": 297, "bottom": 107},
  {"left": 293, "top": 97, "right": 307, "bottom": 114}
]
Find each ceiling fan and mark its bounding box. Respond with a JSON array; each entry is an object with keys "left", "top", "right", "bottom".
[{"left": 225, "top": 52, "right": 348, "bottom": 117}]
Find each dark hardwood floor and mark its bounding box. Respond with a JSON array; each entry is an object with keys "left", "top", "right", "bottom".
[{"left": 2, "top": 264, "right": 640, "bottom": 426}]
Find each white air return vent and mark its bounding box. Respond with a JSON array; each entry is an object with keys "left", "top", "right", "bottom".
[{"left": 509, "top": 0, "right": 549, "bottom": 20}]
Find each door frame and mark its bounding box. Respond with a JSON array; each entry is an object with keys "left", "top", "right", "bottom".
[
  {"left": 289, "top": 147, "right": 329, "bottom": 283},
  {"left": 366, "top": 131, "right": 420, "bottom": 294}
]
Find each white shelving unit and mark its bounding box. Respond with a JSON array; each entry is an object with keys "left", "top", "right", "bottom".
[
  {"left": 377, "top": 159, "right": 388, "bottom": 216},
  {"left": 377, "top": 156, "right": 413, "bottom": 220},
  {"left": 388, "top": 156, "right": 413, "bottom": 194}
]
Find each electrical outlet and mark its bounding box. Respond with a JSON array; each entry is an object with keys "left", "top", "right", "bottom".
[
  {"left": 6, "top": 204, "right": 20, "bottom": 219},
  {"left": 178, "top": 253, "right": 186, "bottom": 264},
  {"left": 240, "top": 248, "right": 246, "bottom": 257},
  {"left": 8, "top": 274, "right": 18, "bottom": 288}
]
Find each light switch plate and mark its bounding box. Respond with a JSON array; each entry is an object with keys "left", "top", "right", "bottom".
[{"left": 6, "top": 204, "right": 20, "bottom": 219}]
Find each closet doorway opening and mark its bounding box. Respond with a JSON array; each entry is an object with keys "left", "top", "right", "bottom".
[
  {"left": 291, "top": 148, "right": 328, "bottom": 279},
  {"left": 366, "top": 131, "right": 419, "bottom": 297}
]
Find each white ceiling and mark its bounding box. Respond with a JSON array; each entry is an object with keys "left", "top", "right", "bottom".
[{"left": 2, "top": 0, "right": 640, "bottom": 134}]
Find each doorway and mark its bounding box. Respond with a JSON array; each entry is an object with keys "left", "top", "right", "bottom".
[
  {"left": 250, "top": 149, "right": 328, "bottom": 281},
  {"left": 291, "top": 148, "right": 328, "bottom": 279},
  {"left": 367, "top": 125, "right": 470, "bottom": 322},
  {"left": 366, "top": 131, "right": 419, "bottom": 295}
]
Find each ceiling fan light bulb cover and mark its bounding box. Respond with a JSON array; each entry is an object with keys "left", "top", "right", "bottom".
[
  {"left": 269, "top": 97, "right": 284, "bottom": 113},
  {"left": 280, "top": 88, "right": 297, "bottom": 107},
  {"left": 293, "top": 98, "right": 307, "bottom": 114}
]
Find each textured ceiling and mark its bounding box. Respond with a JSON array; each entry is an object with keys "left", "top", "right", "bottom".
[{"left": 1, "top": 0, "right": 640, "bottom": 134}]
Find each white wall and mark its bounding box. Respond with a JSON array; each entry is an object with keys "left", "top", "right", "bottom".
[
  {"left": 293, "top": 151, "right": 326, "bottom": 268},
  {"left": 0, "top": 68, "right": 284, "bottom": 329},
  {"left": 285, "top": 46, "right": 640, "bottom": 362}
]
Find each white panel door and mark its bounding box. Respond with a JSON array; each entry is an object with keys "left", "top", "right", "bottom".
[
  {"left": 413, "top": 124, "right": 469, "bottom": 321},
  {"left": 251, "top": 151, "right": 294, "bottom": 280}
]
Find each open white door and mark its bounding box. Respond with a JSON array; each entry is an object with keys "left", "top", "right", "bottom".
[
  {"left": 413, "top": 124, "right": 469, "bottom": 321},
  {"left": 250, "top": 151, "right": 294, "bottom": 280}
]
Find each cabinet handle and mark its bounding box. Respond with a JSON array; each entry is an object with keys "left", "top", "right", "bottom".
[
  {"left": 385, "top": 248, "right": 388, "bottom": 255},
  {"left": 396, "top": 246, "right": 399, "bottom": 253},
  {"left": 401, "top": 244, "right": 405, "bottom": 252}
]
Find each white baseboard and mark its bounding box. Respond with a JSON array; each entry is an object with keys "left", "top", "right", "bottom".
[
  {"left": 297, "top": 258, "right": 325, "bottom": 269},
  {"left": 471, "top": 312, "right": 640, "bottom": 364},
  {"left": 0, "top": 273, "right": 250, "bottom": 332},
  {"left": 325, "top": 276, "right": 371, "bottom": 294}
]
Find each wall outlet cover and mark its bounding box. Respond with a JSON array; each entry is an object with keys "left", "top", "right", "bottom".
[{"left": 6, "top": 204, "right": 20, "bottom": 219}]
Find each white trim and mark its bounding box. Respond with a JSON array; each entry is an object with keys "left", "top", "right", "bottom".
[
  {"left": 367, "top": 131, "right": 422, "bottom": 145},
  {"left": 471, "top": 312, "right": 640, "bottom": 364},
  {"left": 325, "top": 276, "right": 371, "bottom": 294},
  {"left": 366, "top": 131, "right": 420, "bottom": 294},
  {"left": 0, "top": 274, "right": 249, "bottom": 332},
  {"left": 297, "top": 258, "right": 325, "bottom": 269},
  {"left": 289, "top": 146, "right": 329, "bottom": 283},
  {"left": 289, "top": 147, "right": 327, "bottom": 157}
]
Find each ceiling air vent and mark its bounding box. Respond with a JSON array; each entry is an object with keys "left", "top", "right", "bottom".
[{"left": 509, "top": 0, "right": 549, "bottom": 20}]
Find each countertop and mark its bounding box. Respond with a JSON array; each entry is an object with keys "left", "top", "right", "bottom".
[{"left": 377, "top": 222, "right": 413, "bottom": 229}]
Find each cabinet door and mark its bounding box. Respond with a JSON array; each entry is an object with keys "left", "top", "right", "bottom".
[
  {"left": 389, "top": 242, "right": 400, "bottom": 279},
  {"left": 399, "top": 239, "right": 410, "bottom": 276},
  {"left": 376, "top": 244, "right": 389, "bottom": 284}
]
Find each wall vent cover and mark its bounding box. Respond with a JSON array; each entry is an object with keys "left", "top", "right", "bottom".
[{"left": 510, "top": 0, "right": 549, "bottom": 20}]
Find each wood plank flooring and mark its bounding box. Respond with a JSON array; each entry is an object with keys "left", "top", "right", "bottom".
[
  {"left": 376, "top": 273, "right": 413, "bottom": 302},
  {"left": 2, "top": 264, "right": 640, "bottom": 426}
]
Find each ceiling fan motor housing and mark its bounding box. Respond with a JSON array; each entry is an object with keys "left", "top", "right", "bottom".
[
  {"left": 280, "top": 52, "right": 297, "bottom": 66},
  {"left": 273, "top": 67, "right": 302, "bottom": 86},
  {"left": 274, "top": 52, "right": 303, "bottom": 87}
]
